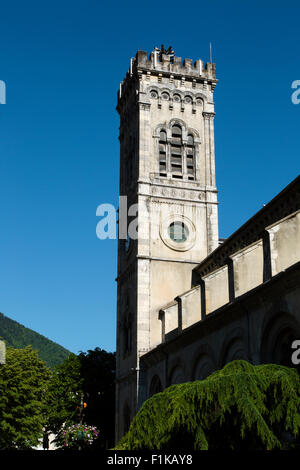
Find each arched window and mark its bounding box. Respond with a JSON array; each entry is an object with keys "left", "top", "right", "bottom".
[
  {"left": 261, "top": 313, "right": 300, "bottom": 367},
  {"left": 159, "top": 129, "right": 167, "bottom": 177},
  {"left": 169, "top": 366, "right": 185, "bottom": 385},
  {"left": 149, "top": 375, "right": 162, "bottom": 397},
  {"left": 170, "top": 124, "right": 183, "bottom": 179},
  {"left": 186, "top": 134, "right": 195, "bottom": 181},
  {"left": 157, "top": 123, "right": 197, "bottom": 180},
  {"left": 193, "top": 357, "right": 214, "bottom": 380}
]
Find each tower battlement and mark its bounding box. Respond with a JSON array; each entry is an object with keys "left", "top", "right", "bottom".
[
  {"left": 117, "top": 47, "right": 217, "bottom": 105},
  {"left": 135, "top": 49, "right": 216, "bottom": 79}
]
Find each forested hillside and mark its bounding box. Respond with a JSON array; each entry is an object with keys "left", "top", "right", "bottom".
[{"left": 0, "top": 312, "right": 71, "bottom": 368}]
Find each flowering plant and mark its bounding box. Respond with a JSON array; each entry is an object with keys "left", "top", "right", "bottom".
[{"left": 63, "top": 423, "right": 99, "bottom": 449}]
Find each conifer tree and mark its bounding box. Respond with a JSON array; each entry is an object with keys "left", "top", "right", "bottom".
[{"left": 116, "top": 360, "right": 300, "bottom": 450}]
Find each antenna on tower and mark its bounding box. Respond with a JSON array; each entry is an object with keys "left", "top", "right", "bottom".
[{"left": 209, "top": 42, "right": 213, "bottom": 63}]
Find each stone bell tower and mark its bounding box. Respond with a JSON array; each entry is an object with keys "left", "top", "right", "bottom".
[{"left": 115, "top": 46, "right": 219, "bottom": 442}]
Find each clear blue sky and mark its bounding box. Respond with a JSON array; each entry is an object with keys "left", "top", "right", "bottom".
[{"left": 0, "top": 0, "right": 299, "bottom": 354}]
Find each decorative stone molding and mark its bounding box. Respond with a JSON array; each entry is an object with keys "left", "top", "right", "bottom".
[
  {"left": 147, "top": 86, "right": 208, "bottom": 107},
  {"left": 149, "top": 184, "right": 206, "bottom": 203}
]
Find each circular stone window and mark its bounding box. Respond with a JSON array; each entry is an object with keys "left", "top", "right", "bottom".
[
  {"left": 161, "top": 92, "right": 169, "bottom": 100},
  {"left": 168, "top": 221, "right": 189, "bottom": 243},
  {"left": 160, "top": 215, "right": 196, "bottom": 252},
  {"left": 150, "top": 90, "right": 158, "bottom": 99}
]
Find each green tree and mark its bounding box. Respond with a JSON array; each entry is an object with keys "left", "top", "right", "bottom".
[
  {"left": 116, "top": 360, "right": 300, "bottom": 451},
  {"left": 0, "top": 345, "right": 50, "bottom": 449},
  {"left": 44, "top": 348, "right": 116, "bottom": 450},
  {"left": 45, "top": 353, "right": 83, "bottom": 442},
  {"left": 78, "top": 348, "right": 116, "bottom": 449}
]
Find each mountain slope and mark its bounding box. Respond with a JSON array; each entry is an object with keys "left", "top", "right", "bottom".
[{"left": 0, "top": 312, "right": 71, "bottom": 368}]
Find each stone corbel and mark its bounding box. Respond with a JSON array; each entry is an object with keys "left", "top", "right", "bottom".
[{"left": 192, "top": 99, "right": 196, "bottom": 114}]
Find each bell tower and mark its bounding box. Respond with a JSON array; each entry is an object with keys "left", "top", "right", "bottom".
[{"left": 115, "top": 46, "right": 219, "bottom": 442}]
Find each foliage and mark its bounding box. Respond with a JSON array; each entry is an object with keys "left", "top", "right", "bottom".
[
  {"left": 115, "top": 360, "right": 300, "bottom": 451},
  {"left": 0, "top": 346, "right": 51, "bottom": 449},
  {"left": 63, "top": 423, "right": 99, "bottom": 449},
  {"left": 78, "top": 348, "right": 116, "bottom": 449},
  {"left": 45, "top": 353, "right": 83, "bottom": 441},
  {"left": 0, "top": 312, "right": 71, "bottom": 369},
  {"left": 46, "top": 348, "right": 116, "bottom": 450},
  {"left": 0, "top": 344, "right": 116, "bottom": 450}
]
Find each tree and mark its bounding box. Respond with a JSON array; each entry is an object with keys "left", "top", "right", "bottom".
[
  {"left": 45, "top": 353, "right": 83, "bottom": 441},
  {"left": 78, "top": 348, "right": 116, "bottom": 449},
  {"left": 115, "top": 360, "right": 300, "bottom": 450},
  {"left": 0, "top": 345, "right": 50, "bottom": 449},
  {"left": 45, "top": 348, "right": 116, "bottom": 450}
]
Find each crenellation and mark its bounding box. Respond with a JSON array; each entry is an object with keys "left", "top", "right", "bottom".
[
  {"left": 183, "top": 58, "right": 193, "bottom": 68},
  {"left": 173, "top": 56, "right": 181, "bottom": 66},
  {"left": 117, "top": 48, "right": 217, "bottom": 108}
]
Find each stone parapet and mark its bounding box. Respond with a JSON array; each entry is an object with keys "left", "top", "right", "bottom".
[{"left": 117, "top": 48, "right": 217, "bottom": 111}]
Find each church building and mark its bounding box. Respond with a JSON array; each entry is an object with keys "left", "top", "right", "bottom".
[{"left": 115, "top": 46, "right": 300, "bottom": 443}]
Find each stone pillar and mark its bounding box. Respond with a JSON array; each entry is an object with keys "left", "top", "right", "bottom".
[
  {"left": 203, "top": 112, "right": 211, "bottom": 187},
  {"left": 209, "top": 113, "right": 216, "bottom": 187},
  {"left": 203, "top": 112, "right": 216, "bottom": 187},
  {"left": 138, "top": 96, "right": 151, "bottom": 183}
]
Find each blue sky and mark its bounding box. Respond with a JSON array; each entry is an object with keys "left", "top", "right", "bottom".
[{"left": 0, "top": 0, "right": 299, "bottom": 354}]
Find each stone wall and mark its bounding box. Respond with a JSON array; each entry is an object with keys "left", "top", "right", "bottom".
[
  {"left": 140, "top": 178, "right": 300, "bottom": 408},
  {"left": 158, "top": 209, "right": 300, "bottom": 340}
]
